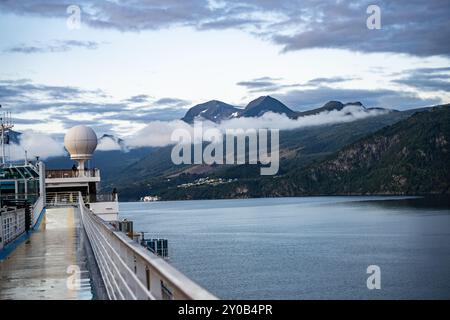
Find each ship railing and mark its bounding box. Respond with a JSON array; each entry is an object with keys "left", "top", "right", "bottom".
[
  {"left": 0, "top": 206, "right": 26, "bottom": 250},
  {"left": 93, "top": 193, "right": 118, "bottom": 203},
  {"left": 46, "top": 169, "right": 100, "bottom": 179},
  {"left": 0, "top": 193, "right": 38, "bottom": 205},
  {"left": 78, "top": 193, "right": 217, "bottom": 300},
  {"left": 0, "top": 193, "right": 44, "bottom": 251},
  {"left": 46, "top": 192, "right": 85, "bottom": 207}
]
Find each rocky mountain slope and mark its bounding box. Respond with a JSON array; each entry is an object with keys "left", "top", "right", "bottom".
[
  {"left": 181, "top": 100, "right": 241, "bottom": 123},
  {"left": 273, "top": 104, "right": 450, "bottom": 196},
  {"left": 239, "top": 95, "right": 297, "bottom": 118}
]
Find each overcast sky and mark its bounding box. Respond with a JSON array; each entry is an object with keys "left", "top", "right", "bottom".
[{"left": 0, "top": 0, "right": 449, "bottom": 136}]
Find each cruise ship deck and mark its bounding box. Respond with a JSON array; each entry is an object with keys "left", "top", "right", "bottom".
[
  {"left": 0, "top": 124, "right": 216, "bottom": 301},
  {"left": 0, "top": 207, "right": 94, "bottom": 300}
]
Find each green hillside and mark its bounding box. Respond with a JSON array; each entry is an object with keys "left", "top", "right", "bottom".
[{"left": 272, "top": 104, "right": 450, "bottom": 196}]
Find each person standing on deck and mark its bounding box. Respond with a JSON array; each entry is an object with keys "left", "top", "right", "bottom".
[
  {"left": 71, "top": 164, "right": 78, "bottom": 177},
  {"left": 112, "top": 187, "right": 118, "bottom": 201}
]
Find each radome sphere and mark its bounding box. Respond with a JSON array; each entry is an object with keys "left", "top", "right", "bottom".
[{"left": 64, "top": 125, "right": 98, "bottom": 160}]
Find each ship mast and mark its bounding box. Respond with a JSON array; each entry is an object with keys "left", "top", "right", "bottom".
[{"left": 0, "top": 105, "right": 14, "bottom": 166}]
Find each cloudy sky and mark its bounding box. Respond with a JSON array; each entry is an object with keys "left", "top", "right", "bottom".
[{"left": 0, "top": 0, "right": 449, "bottom": 137}]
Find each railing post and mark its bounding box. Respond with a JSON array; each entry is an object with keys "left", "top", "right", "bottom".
[{"left": 38, "top": 161, "right": 46, "bottom": 205}]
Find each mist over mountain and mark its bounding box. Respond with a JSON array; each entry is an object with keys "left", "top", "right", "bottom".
[
  {"left": 97, "top": 134, "right": 128, "bottom": 151},
  {"left": 15, "top": 96, "right": 443, "bottom": 200},
  {"left": 9, "top": 96, "right": 394, "bottom": 164}
]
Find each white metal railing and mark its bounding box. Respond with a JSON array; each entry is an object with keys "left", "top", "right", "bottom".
[
  {"left": 0, "top": 207, "right": 26, "bottom": 249},
  {"left": 95, "top": 193, "right": 118, "bottom": 202},
  {"left": 46, "top": 192, "right": 85, "bottom": 207},
  {"left": 46, "top": 169, "right": 100, "bottom": 179},
  {"left": 0, "top": 195, "right": 43, "bottom": 251},
  {"left": 78, "top": 194, "right": 217, "bottom": 300}
]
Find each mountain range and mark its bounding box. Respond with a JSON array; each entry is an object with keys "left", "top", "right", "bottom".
[
  {"left": 17, "top": 95, "right": 448, "bottom": 200},
  {"left": 152, "top": 104, "right": 450, "bottom": 200},
  {"left": 180, "top": 95, "right": 392, "bottom": 123}
]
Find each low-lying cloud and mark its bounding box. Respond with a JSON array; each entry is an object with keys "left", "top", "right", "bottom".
[
  {"left": 125, "top": 104, "right": 389, "bottom": 148},
  {"left": 97, "top": 136, "right": 122, "bottom": 151},
  {"left": 127, "top": 120, "right": 193, "bottom": 148},
  {"left": 8, "top": 105, "right": 394, "bottom": 159},
  {"left": 10, "top": 131, "right": 65, "bottom": 161}
]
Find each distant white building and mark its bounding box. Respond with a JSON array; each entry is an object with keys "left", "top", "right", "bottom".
[{"left": 141, "top": 195, "right": 160, "bottom": 202}]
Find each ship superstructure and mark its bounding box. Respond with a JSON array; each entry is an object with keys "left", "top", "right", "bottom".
[
  {"left": 0, "top": 107, "right": 46, "bottom": 256},
  {"left": 0, "top": 163, "right": 46, "bottom": 255},
  {"left": 0, "top": 121, "right": 216, "bottom": 300}
]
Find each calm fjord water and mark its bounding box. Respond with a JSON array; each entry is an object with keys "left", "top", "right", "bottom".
[{"left": 120, "top": 196, "right": 450, "bottom": 299}]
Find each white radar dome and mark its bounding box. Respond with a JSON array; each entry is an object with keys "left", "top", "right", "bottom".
[{"left": 64, "top": 125, "right": 98, "bottom": 160}]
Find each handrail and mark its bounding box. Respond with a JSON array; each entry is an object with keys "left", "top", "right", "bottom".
[
  {"left": 0, "top": 207, "right": 26, "bottom": 248},
  {"left": 46, "top": 169, "right": 100, "bottom": 179},
  {"left": 94, "top": 193, "right": 118, "bottom": 202},
  {"left": 78, "top": 194, "right": 217, "bottom": 300},
  {"left": 46, "top": 192, "right": 84, "bottom": 207}
]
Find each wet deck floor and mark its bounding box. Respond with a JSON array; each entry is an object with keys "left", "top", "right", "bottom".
[{"left": 0, "top": 207, "right": 93, "bottom": 300}]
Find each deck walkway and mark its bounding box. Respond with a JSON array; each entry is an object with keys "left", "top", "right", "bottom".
[{"left": 0, "top": 207, "right": 94, "bottom": 299}]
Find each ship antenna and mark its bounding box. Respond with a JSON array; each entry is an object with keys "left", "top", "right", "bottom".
[{"left": 0, "top": 105, "right": 14, "bottom": 166}]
